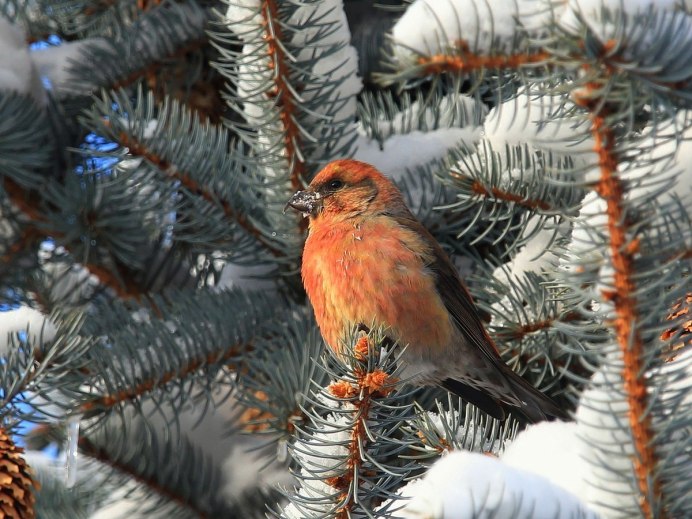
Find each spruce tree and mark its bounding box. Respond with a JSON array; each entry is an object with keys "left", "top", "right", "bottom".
[{"left": 0, "top": 0, "right": 689, "bottom": 517}]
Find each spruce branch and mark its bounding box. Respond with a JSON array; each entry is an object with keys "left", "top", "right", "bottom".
[
  {"left": 110, "top": 38, "right": 208, "bottom": 92},
  {"left": 74, "top": 289, "right": 271, "bottom": 426},
  {"left": 1, "top": 178, "right": 45, "bottom": 223},
  {"left": 235, "top": 310, "right": 325, "bottom": 442},
  {"left": 0, "top": 178, "right": 51, "bottom": 272},
  {"left": 78, "top": 347, "right": 244, "bottom": 418},
  {"left": 407, "top": 396, "right": 518, "bottom": 461},
  {"left": 414, "top": 42, "right": 549, "bottom": 77},
  {"left": 0, "top": 312, "right": 92, "bottom": 425},
  {"left": 3, "top": 168, "right": 156, "bottom": 301},
  {"left": 282, "top": 328, "right": 417, "bottom": 518},
  {"left": 562, "top": 37, "right": 691, "bottom": 511},
  {"left": 483, "top": 277, "right": 593, "bottom": 392},
  {"left": 76, "top": 418, "right": 239, "bottom": 518},
  {"left": 567, "top": 8, "right": 692, "bottom": 106},
  {"left": 465, "top": 178, "right": 552, "bottom": 211},
  {"left": 259, "top": 0, "right": 307, "bottom": 193},
  {"left": 573, "top": 92, "right": 661, "bottom": 518},
  {"left": 214, "top": 0, "right": 360, "bottom": 253},
  {"left": 84, "top": 88, "right": 282, "bottom": 257},
  {"left": 448, "top": 142, "right": 581, "bottom": 216},
  {"left": 51, "top": 0, "right": 167, "bottom": 35},
  {"left": 444, "top": 142, "right": 582, "bottom": 257},
  {"left": 77, "top": 436, "right": 202, "bottom": 517},
  {"left": 0, "top": 91, "right": 57, "bottom": 270},
  {"left": 62, "top": 2, "right": 209, "bottom": 97},
  {"left": 322, "top": 338, "right": 399, "bottom": 516}
]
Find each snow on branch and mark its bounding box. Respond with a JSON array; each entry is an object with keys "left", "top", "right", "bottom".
[
  {"left": 395, "top": 449, "right": 599, "bottom": 519},
  {"left": 385, "top": 0, "right": 554, "bottom": 83},
  {"left": 0, "top": 17, "right": 45, "bottom": 104},
  {"left": 392, "top": 0, "right": 554, "bottom": 56}
]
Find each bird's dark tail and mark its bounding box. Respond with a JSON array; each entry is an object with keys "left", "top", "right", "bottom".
[
  {"left": 441, "top": 379, "right": 507, "bottom": 421},
  {"left": 442, "top": 370, "right": 568, "bottom": 424},
  {"left": 502, "top": 370, "right": 569, "bottom": 423}
]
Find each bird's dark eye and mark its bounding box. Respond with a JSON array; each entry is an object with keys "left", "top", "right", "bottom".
[{"left": 327, "top": 179, "right": 344, "bottom": 190}]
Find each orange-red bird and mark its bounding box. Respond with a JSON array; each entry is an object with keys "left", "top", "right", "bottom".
[{"left": 286, "top": 159, "right": 566, "bottom": 423}]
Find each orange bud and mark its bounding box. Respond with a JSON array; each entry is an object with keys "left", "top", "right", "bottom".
[
  {"left": 353, "top": 336, "right": 369, "bottom": 360},
  {"left": 328, "top": 381, "right": 357, "bottom": 399}
]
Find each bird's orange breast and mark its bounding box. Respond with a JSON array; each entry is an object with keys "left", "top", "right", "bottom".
[{"left": 301, "top": 216, "right": 453, "bottom": 354}]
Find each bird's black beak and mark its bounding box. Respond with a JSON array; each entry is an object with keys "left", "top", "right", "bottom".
[{"left": 283, "top": 190, "right": 320, "bottom": 218}]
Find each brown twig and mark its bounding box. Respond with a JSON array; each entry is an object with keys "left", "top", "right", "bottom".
[
  {"left": 112, "top": 39, "right": 207, "bottom": 91},
  {"left": 80, "top": 344, "right": 249, "bottom": 414},
  {"left": 83, "top": 0, "right": 162, "bottom": 16},
  {"left": 469, "top": 180, "right": 552, "bottom": 211},
  {"left": 260, "top": 0, "right": 306, "bottom": 193},
  {"left": 417, "top": 40, "right": 549, "bottom": 75},
  {"left": 2, "top": 178, "right": 46, "bottom": 224},
  {"left": 495, "top": 311, "right": 583, "bottom": 342},
  {"left": 115, "top": 130, "right": 282, "bottom": 256},
  {"left": 325, "top": 337, "right": 397, "bottom": 517},
  {"left": 0, "top": 226, "right": 41, "bottom": 265},
  {"left": 574, "top": 88, "right": 661, "bottom": 517},
  {"left": 3, "top": 177, "right": 149, "bottom": 299},
  {"left": 78, "top": 436, "right": 205, "bottom": 518}
]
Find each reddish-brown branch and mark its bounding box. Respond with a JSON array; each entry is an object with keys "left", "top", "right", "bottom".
[
  {"left": 83, "top": 0, "right": 160, "bottom": 15},
  {"left": 494, "top": 311, "right": 592, "bottom": 380},
  {"left": 496, "top": 311, "right": 582, "bottom": 342},
  {"left": 3, "top": 177, "right": 147, "bottom": 300},
  {"left": 0, "top": 226, "right": 42, "bottom": 265},
  {"left": 116, "top": 131, "right": 282, "bottom": 256},
  {"left": 135, "top": 0, "right": 162, "bottom": 11},
  {"left": 83, "top": 262, "right": 146, "bottom": 301},
  {"left": 469, "top": 180, "right": 552, "bottom": 211},
  {"left": 2, "top": 178, "right": 45, "bottom": 224},
  {"left": 325, "top": 338, "right": 396, "bottom": 517},
  {"left": 83, "top": 0, "right": 159, "bottom": 15},
  {"left": 417, "top": 41, "right": 549, "bottom": 75},
  {"left": 112, "top": 39, "right": 207, "bottom": 91},
  {"left": 585, "top": 106, "right": 661, "bottom": 519},
  {"left": 80, "top": 344, "right": 248, "bottom": 414},
  {"left": 81, "top": 0, "right": 120, "bottom": 15},
  {"left": 261, "top": 0, "right": 306, "bottom": 193},
  {"left": 78, "top": 437, "right": 205, "bottom": 518}
]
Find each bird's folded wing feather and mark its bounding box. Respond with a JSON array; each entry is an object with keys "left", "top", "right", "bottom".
[{"left": 392, "top": 213, "right": 503, "bottom": 364}]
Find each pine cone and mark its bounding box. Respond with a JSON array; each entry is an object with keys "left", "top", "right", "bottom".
[{"left": 0, "top": 428, "right": 36, "bottom": 519}]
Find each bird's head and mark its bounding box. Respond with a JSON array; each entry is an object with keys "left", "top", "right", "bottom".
[{"left": 284, "top": 160, "right": 404, "bottom": 223}]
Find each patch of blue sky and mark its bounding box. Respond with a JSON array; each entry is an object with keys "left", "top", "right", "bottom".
[
  {"left": 12, "top": 402, "right": 36, "bottom": 448},
  {"left": 0, "top": 289, "right": 21, "bottom": 312},
  {"left": 76, "top": 133, "right": 120, "bottom": 175},
  {"left": 29, "top": 34, "right": 63, "bottom": 51}
]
